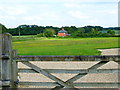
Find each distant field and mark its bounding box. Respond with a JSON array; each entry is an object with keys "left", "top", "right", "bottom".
[{"left": 12, "top": 36, "right": 119, "bottom": 55}]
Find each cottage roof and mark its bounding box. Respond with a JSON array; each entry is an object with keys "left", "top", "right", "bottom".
[{"left": 58, "top": 30, "right": 67, "bottom": 33}]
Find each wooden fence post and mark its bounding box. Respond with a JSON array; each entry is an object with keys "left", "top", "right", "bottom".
[
  {"left": 1, "top": 33, "right": 18, "bottom": 89},
  {"left": 0, "top": 32, "right": 2, "bottom": 89},
  {"left": 11, "top": 49, "right": 18, "bottom": 88},
  {"left": 2, "top": 33, "right": 12, "bottom": 89}
]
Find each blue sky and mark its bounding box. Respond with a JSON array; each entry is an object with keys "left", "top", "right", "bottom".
[{"left": 0, "top": 0, "right": 119, "bottom": 28}]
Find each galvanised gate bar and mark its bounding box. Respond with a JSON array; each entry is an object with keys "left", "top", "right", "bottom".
[{"left": 0, "top": 33, "right": 120, "bottom": 89}]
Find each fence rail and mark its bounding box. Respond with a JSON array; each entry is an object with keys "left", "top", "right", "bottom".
[
  {"left": 19, "top": 82, "right": 120, "bottom": 87},
  {"left": 1, "top": 33, "right": 120, "bottom": 89},
  {"left": 18, "top": 68, "right": 120, "bottom": 74},
  {"left": 17, "top": 55, "right": 120, "bottom": 62}
]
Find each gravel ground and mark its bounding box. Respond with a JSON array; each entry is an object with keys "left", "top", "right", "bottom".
[
  {"left": 18, "top": 48, "right": 119, "bottom": 88},
  {"left": 98, "top": 48, "right": 119, "bottom": 55}
]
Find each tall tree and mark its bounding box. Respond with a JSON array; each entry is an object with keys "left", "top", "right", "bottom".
[{"left": 44, "top": 29, "right": 55, "bottom": 37}]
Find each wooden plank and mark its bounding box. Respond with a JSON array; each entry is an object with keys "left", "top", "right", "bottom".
[
  {"left": 97, "top": 69, "right": 120, "bottom": 73},
  {"left": 22, "top": 62, "right": 77, "bottom": 89},
  {"left": 2, "top": 81, "right": 10, "bottom": 86},
  {"left": 18, "top": 68, "right": 120, "bottom": 74},
  {"left": 16, "top": 55, "right": 120, "bottom": 62},
  {"left": 52, "top": 73, "right": 87, "bottom": 90},
  {"left": 18, "top": 69, "right": 87, "bottom": 73},
  {"left": 11, "top": 50, "right": 18, "bottom": 88},
  {"left": 87, "top": 61, "right": 109, "bottom": 72},
  {"left": 74, "top": 82, "right": 120, "bottom": 87},
  {"left": 12, "top": 49, "right": 18, "bottom": 59},
  {"left": 66, "top": 61, "right": 109, "bottom": 83},
  {"left": 0, "top": 81, "right": 1, "bottom": 88},
  {"left": 11, "top": 60, "right": 18, "bottom": 88},
  {"left": 19, "top": 82, "right": 59, "bottom": 86},
  {"left": 52, "top": 61, "right": 109, "bottom": 89},
  {"left": 19, "top": 82, "right": 120, "bottom": 87}
]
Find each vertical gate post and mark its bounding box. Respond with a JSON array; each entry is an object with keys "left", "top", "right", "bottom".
[
  {"left": 1, "top": 33, "right": 18, "bottom": 89},
  {"left": 0, "top": 26, "right": 2, "bottom": 89},
  {"left": 2, "top": 33, "right": 12, "bottom": 89},
  {"left": 11, "top": 49, "right": 18, "bottom": 88}
]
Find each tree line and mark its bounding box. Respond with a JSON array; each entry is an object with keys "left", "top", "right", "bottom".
[
  {"left": 0, "top": 24, "right": 8, "bottom": 33},
  {"left": 2, "top": 24, "right": 120, "bottom": 37}
]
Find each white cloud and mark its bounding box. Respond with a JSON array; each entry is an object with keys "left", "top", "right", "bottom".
[
  {"left": 0, "top": 0, "right": 119, "bottom": 4},
  {"left": 0, "top": 5, "right": 28, "bottom": 16},
  {"left": 97, "top": 10, "right": 117, "bottom": 14},
  {"left": 0, "top": 0, "right": 118, "bottom": 28},
  {"left": 6, "top": 7, "right": 27, "bottom": 15},
  {"left": 64, "top": 3, "right": 87, "bottom": 8},
  {"left": 23, "top": 16, "right": 43, "bottom": 21},
  {"left": 0, "top": 16, "right": 16, "bottom": 20},
  {"left": 68, "top": 11, "right": 90, "bottom": 19},
  {"left": 23, "top": 12, "right": 61, "bottom": 21}
]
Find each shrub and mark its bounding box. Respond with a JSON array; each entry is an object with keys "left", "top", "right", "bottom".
[
  {"left": 37, "top": 33, "right": 44, "bottom": 37},
  {"left": 44, "top": 29, "right": 55, "bottom": 37}
]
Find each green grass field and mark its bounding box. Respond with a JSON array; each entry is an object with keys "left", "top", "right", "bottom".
[{"left": 12, "top": 36, "right": 119, "bottom": 55}]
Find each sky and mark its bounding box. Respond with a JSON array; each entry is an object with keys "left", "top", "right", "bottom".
[{"left": 0, "top": 0, "right": 119, "bottom": 28}]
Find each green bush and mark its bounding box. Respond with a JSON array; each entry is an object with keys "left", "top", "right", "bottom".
[
  {"left": 37, "top": 33, "right": 44, "bottom": 37},
  {"left": 44, "top": 29, "right": 55, "bottom": 37}
]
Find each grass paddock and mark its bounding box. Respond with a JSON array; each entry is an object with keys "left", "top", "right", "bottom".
[{"left": 12, "top": 36, "right": 119, "bottom": 55}]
